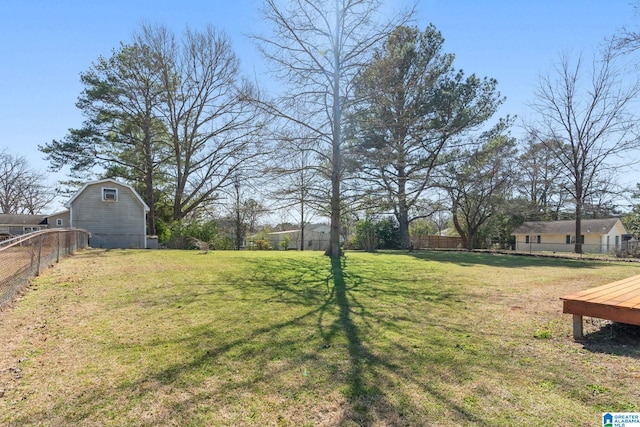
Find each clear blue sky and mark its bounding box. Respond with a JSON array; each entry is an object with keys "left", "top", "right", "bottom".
[{"left": 0, "top": 1, "right": 637, "bottom": 205}]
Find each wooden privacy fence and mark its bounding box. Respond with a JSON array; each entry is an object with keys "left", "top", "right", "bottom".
[
  {"left": 412, "top": 235, "right": 464, "bottom": 250},
  {"left": 0, "top": 229, "right": 90, "bottom": 308}
]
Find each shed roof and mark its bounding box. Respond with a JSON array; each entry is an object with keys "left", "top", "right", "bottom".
[
  {"left": 64, "top": 178, "right": 149, "bottom": 212},
  {"left": 513, "top": 218, "right": 623, "bottom": 235}
]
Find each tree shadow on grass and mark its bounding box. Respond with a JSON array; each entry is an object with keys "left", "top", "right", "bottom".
[
  {"left": 325, "top": 256, "right": 487, "bottom": 426},
  {"left": 9, "top": 252, "right": 514, "bottom": 425},
  {"left": 399, "top": 249, "right": 602, "bottom": 269}
]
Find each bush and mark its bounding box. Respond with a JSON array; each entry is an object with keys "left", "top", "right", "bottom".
[
  {"left": 255, "top": 239, "right": 272, "bottom": 250},
  {"left": 279, "top": 235, "right": 291, "bottom": 250},
  {"left": 353, "top": 218, "right": 402, "bottom": 251},
  {"left": 162, "top": 219, "right": 222, "bottom": 249},
  {"left": 376, "top": 217, "right": 401, "bottom": 249},
  {"left": 354, "top": 220, "right": 378, "bottom": 251}
]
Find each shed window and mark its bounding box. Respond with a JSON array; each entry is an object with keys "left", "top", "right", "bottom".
[
  {"left": 56, "top": 219, "right": 63, "bottom": 226},
  {"left": 102, "top": 188, "right": 118, "bottom": 201},
  {"left": 566, "top": 235, "right": 584, "bottom": 244}
]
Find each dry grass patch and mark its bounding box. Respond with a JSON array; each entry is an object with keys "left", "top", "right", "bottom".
[{"left": 0, "top": 249, "right": 639, "bottom": 426}]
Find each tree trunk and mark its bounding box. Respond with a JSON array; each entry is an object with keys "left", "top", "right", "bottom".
[
  {"left": 452, "top": 211, "right": 468, "bottom": 250},
  {"left": 325, "top": 5, "right": 343, "bottom": 259},
  {"left": 397, "top": 170, "right": 410, "bottom": 249},
  {"left": 143, "top": 119, "right": 156, "bottom": 236},
  {"left": 398, "top": 209, "right": 410, "bottom": 250},
  {"left": 300, "top": 198, "right": 305, "bottom": 251},
  {"left": 574, "top": 203, "right": 583, "bottom": 254},
  {"left": 325, "top": 158, "right": 342, "bottom": 257},
  {"left": 145, "top": 173, "right": 156, "bottom": 236}
]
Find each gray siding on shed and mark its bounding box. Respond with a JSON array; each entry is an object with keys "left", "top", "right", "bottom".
[
  {"left": 70, "top": 182, "right": 146, "bottom": 249},
  {"left": 47, "top": 211, "right": 70, "bottom": 228}
]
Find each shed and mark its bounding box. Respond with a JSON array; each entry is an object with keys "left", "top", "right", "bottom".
[
  {"left": 266, "top": 224, "right": 330, "bottom": 251},
  {"left": 65, "top": 179, "right": 149, "bottom": 249}
]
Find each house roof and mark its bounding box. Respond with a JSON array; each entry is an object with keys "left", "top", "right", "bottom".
[
  {"left": 64, "top": 178, "right": 150, "bottom": 212},
  {"left": 513, "top": 218, "right": 624, "bottom": 235},
  {"left": 266, "top": 224, "right": 330, "bottom": 236},
  {"left": 0, "top": 214, "right": 48, "bottom": 226}
]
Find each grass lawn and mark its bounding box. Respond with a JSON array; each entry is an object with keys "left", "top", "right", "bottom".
[{"left": 1, "top": 249, "right": 640, "bottom": 426}]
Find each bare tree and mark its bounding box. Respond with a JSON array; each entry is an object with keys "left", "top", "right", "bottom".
[
  {"left": 440, "top": 133, "right": 516, "bottom": 250},
  {"left": 515, "top": 137, "right": 568, "bottom": 221},
  {"left": 527, "top": 50, "right": 640, "bottom": 253},
  {"left": 267, "top": 132, "right": 327, "bottom": 250},
  {"left": 611, "top": 1, "right": 640, "bottom": 54},
  {"left": 0, "top": 151, "right": 55, "bottom": 214},
  {"left": 137, "top": 24, "right": 267, "bottom": 222},
  {"left": 229, "top": 176, "right": 268, "bottom": 249},
  {"left": 254, "top": 0, "right": 410, "bottom": 258}
]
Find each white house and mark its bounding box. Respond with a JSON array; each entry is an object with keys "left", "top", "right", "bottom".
[{"left": 512, "top": 218, "right": 628, "bottom": 254}]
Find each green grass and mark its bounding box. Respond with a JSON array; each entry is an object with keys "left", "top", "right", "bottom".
[{"left": 1, "top": 249, "right": 640, "bottom": 426}]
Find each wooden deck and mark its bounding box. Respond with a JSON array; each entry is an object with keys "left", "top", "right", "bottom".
[{"left": 561, "top": 274, "right": 640, "bottom": 339}]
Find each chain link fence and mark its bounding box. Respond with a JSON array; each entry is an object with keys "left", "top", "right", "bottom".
[
  {"left": 0, "top": 229, "right": 90, "bottom": 308},
  {"left": 514, "top": 240, "right": 623, "bottom": 255}
]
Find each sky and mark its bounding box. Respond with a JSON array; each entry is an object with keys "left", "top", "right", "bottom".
[{"left": 1, "top": 0, "right": 638, "bottom": 211}]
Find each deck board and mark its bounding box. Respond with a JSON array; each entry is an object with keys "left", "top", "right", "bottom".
[{"left": 561, "top": 274, "right": 640, "bottom": 338}]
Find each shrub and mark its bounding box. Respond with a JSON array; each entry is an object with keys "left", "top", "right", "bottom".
[{"left": 255, "top": 239, "right": 272, "bottom": 250}]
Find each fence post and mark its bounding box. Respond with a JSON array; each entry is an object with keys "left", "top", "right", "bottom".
[
  {"left": 56, "top": 232, "right": 61, "bottom": 263},
  {"left": 35, "top": 234, "right": 43, "bottom": 276}
]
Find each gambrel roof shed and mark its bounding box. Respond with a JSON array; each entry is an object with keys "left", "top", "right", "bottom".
[{"left": 64, "top": 178, "right": 149, "bottom": 249}]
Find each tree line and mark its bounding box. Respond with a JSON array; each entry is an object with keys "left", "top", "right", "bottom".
[{"left": 3, "top": 1, "right": 639, "bottom": 254}]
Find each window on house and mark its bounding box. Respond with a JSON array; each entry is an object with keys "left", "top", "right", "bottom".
[
  {"left": 525, "top": 235, "right": 530, "bottom": 244},
  {"left": 565, "top": 235, "right": 584, "bottom": 244},
  {"left": 536, "top": 235, "right": 541, "bottom": 244},
  {"left": 102, "top": 188, "right": 118, "bottom": 201},
  {"left": 23, "top": 226, "right": 40, "bottom": 233},
  {"left": 56, "top": 219, "right": 63, "bottom": 226}
]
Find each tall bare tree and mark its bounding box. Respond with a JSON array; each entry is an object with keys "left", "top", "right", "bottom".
[
  {"left": 267, "top": 136, "right": 324, "bottom": 250},
  {"left": 527, "top": 50, "right": 640, "bottom": 253},
  {"left": 255, "top": 0, "right": 410, "bottom": 258},
  {"left": 42, "top": 24, "right": 267, "bottom": 233},
  {"left": 139, "top": 24, "right": 267, "bottom": 222},
  {"left": 514, "top": 138, "right": 567, "bottom": 221},
  {"left": 0, "top": 151, "right": 54, "bottom": 215}
]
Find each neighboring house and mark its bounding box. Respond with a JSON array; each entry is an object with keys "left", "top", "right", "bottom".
[
  {"left": 512, "top": 218, "right": 628, "bottom": 254},
  {"left": 0, "top": 214, "right": 48, "bottom": 240},
  {"left": 265, "top": 224, "right": 330, "bottom": 251},
  {"left": 65, "top": 179, "right": 150, "bottom": 249}
]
